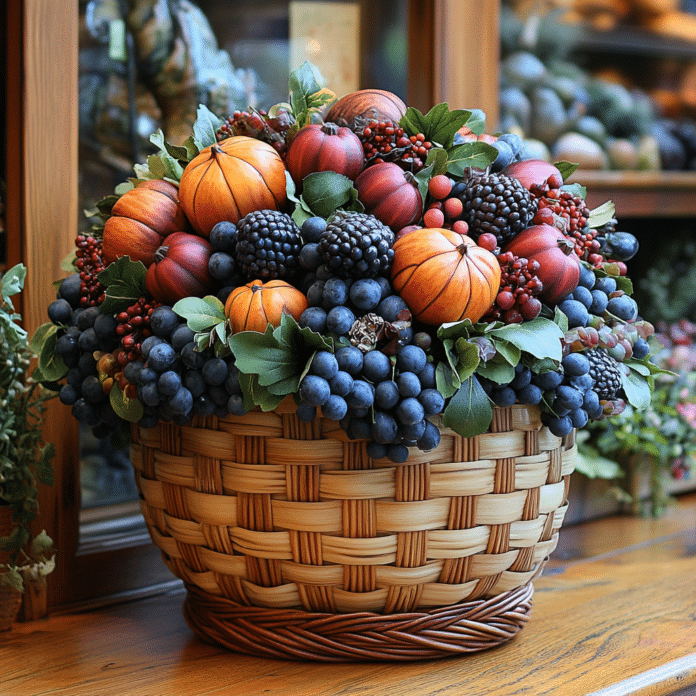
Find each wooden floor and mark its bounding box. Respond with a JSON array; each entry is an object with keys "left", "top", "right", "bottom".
[{"left": 2, "top": 493, "right": 696, "bottom": 696}]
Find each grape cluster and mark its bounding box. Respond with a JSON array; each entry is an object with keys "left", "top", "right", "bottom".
[
  {"left": 75, "top": 235, "right": 106, "bottom": 308},
  {"left": 355, "top": 118, "right": 433, "bottom": 172},
  {"left": 297, "top": 344, "right": 444, "bottom": 463}
]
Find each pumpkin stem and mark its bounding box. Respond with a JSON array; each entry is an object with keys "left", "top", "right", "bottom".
[
  {"left": 557, "top": 237, "right": 576, "bottom": 256},
  {"left": 403, "top": 171, "right": 417, "bottom": 186},
  {"left": 456, "top": 242, "right": 470, "bottom": 256},
  {"left": 154, "top": 245, "right": 169, "bottom": 263},
  {"left": 210, "top": 144, "right": 225, "bottom": 160},
  {"left": 321, "top": 122, "right": 340, "bottom": 136}
]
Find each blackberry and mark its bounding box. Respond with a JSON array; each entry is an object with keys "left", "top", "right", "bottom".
[
  {"left": 317, "top": 212, "right": 395, "bottom": 279},
  {"left": 460, "top": 172, "right": 537, "bottom": 245},
  {"left": 586, "top": 348, "right": 622, "bottom": 400},
  {"left": 235, "top": 210, "right": 302, "bottom": 281}
]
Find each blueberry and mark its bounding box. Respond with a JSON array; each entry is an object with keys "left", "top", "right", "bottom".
[
  {"left": 158, "top": 370, "right": 182, "bottom": 397},
  {"left": 78, "top": 327, "right": 100, "bottom": 353},
  {"left": 396, "top": 345, "right": 427, "bottom": 375},
  {"left": 346, "top": 417, "right": 372, "bottom": 440},
  {"left": 349, "top": 278, "right": 382, "bottom": 311},
  {"left": 48, "top": 298, "right": 72, "bottom": 325},
  {"left": 377, "top": 295, "right": 409, "bottom": 322},
  {"left": 141, "top": 335, "right": 165, "bottom": 361},
  {"left": 71, "top": 398, "right": 100, "bottom": 426},
  {"left": 321, "top": 394, "right": 348, "bottom": 421},
  {"left": 570, "top": 373, "right": 594, "bottom": 394},
  {"left": 94, "top": 312, "right": 119, "bottom": 341},
  {"left": 396, "top": 397, "right": 425, "bottom": 425},
  {"left": 227, "top": 394, "right": 248, "bottom": 416},
  {"left": 193, "top": 395, "right": 216, "bottom": 417},
  {"left": 569, "top": 407, "right": 589, "bottom": 428},
  {"left": 492, "top": 386, "right": 516, "bottom": 407},
  {"left": 299, "top": 306, "right": 328, "bottom": 334},
  {"left": 208, "top": 252, "right": 236, "bottom": 280},
  {"left": 400, "top": 419, "right": 426, "bottom": 441},
  {"left": 140, "top": 382, "right": 161, "bottom": 407},
  {"left": 181, "top": 342, "right": 206, "bottom": 369},
  {"left": 490, "top": 139, "right": 515, "bottom": 171},
  {"left": 372, "top": 410, "right": 399, "bottom": 444},
  {"left": 77, "top": 306, "right": 101, "bottom": 331},
  {"left": 386, "top": 444, "right": 410, "bottom": 463},
  {"left": 418, "top": 388, "right": 445, "bottom": 417},
  {"left": 306, "top": 280, "right": 326, "bottom": 307},
  {"left": 58, "top": 273, "right": 82, "bottom": 308},
  {"left": 310, "top": 351, "right": 339, "bottom": 380},
  {"left": 366, "top": 440, "right": 387, "bottom": 460},
  {"left": 589, "top": 289, "right": 609, "bottom": 315},
  {"left": 558, "top": 299, "right": 589, "bottom": 328},
  {"left": 183, "top": 370, "right": 206, "bottom": 398},
  {"left": 418, "top": 362, "right": 436, "bottom": 389},
  {"left": 296, "top": 402, "right": 317, "bottom": 422},
  {"left": 202, "top": 357, "right": 228, "bottom": 386},
  {"left": 497, "top": 132, "right": 523, "bottom": 156},
  {"left": 138, "top": 367, "right": 157, "bottom": 385},
  {"left": 147, "top": 342, "right": 177, "bottom": 372},
  {"left": 55, "top": 333, "right": 79, "bottom": 360},
  {"left": 555, "top": 385, "right": 583, "bottom": 411},
  {"left": 169, "top": 386, "right": 194, "bottom": 415},
  {"left": 335, "top": 346, "right": 364, "bottom": 376},
  {"left": 78, "top": 353, "right": 98, "bottom": 377},
  {"left": 607, "top": 295, "right": 638, "bottom": 322},
  {"left": 516, "top": 383, "right": 543, "bottom": 405},
  {"left": 171, "top": 325, "right": 196, "bottom": 352},
  {"left": 572, "top": 285, "right": 594, "bottom": 310},
  {"left": 593, "top": 276, "right": 617, "bottom": 295},
  {"left": 326, "top": 305, "right": 355, "bottom": 336},
  {"left": 362, "top": 350, "right": 391, "bottom": 382},
  {"left": 301, "top": 216, "right": 327, "bottom": 243},
  {"left": 123, "top": 360, "right": 145, "bottom": 384},
  {"left": 209, "top": 221, "right": 237, "bottom": 252},
  {"left": 299, "top": 374, "right": 331, "bottom": 406},
  {"left": 632, "top": 337, "right": 650, "bottom": 360},
  {"left": 397, "top": 372, "right": 421, "bottom": 398},
  {"left": 322, "top": 277, "right": 350, "bottom": 308},
  {"left": 299, "top": 243, "right": 322, "bottom": 271},
  {"left": 547, "top": 415, "right": 573, "bottom": 437},
  {"left": 374, "top": 380, "right": 400, "bottom": 409},
  {"left": 417, "top": 420, "right": 441, "bottom": 451},
  {"left": 58, "top": 384, "right": 79, "bottom": 406},
  {"left": 510, "top": 365, "right": 532, "bottom": 390},
  {"left": 375, "top": 276, "right": 392, "bottom": 301},
  {"left": 346, "top": 380, "right": 374, "bottom": 409},
  {"left": 329, "top": 370, "right": 354, "bottom": 397},
  {"left": 584, "top": 390, "right": 603, "bottom": 420},
  {"left": 578, "top": 264, "right": 596, "bottom": 290},
  {"left": 138, "top": 412, "right": 160, "bottom": 429},
  {"left": 562, "top": 352, "right": 590, "bottom": 377}
]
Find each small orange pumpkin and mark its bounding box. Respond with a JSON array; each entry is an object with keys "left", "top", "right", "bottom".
[
  {"left": 102, "top": 179, "right": 190, "bottom": 266},
  {"left": 324, "top": 89, "right": 407, "bottom": 126},
  {"left": 178, "top": 136, "right": 287, "bottom": 237},
  {"left": 224, "top": 279, "right": 308, "bottom": 334},
  {"left": 391, "top": 228, "right": 501, "bottom": 325}
]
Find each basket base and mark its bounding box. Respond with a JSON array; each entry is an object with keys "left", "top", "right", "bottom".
[{"left": 182, "top": 582, "right": 535, "bottom": 662}]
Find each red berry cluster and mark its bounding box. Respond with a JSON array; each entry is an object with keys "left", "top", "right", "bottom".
[
  {"left": 115, "top": 296, "right": 159, "bottom": 365},
  {"left": 75, "top": 235, "right": 106, "bottom": 308},
  {"left": 484, "top": 250, "right": 544, "bottom": 324},
  {"left": 422, "top": 174, "right": 469, "bottom": 235},
  {"left": 356, "top": 119, "right": 432, "bottom": 172},
  {"left": 217, "top": 108, "right": 292, "bottom": 157}
]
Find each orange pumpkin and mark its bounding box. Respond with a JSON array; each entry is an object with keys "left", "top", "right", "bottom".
[
  {"left": 391, "top": 228, "right": 501, "bottom": 325},
  {"left": 324, "top": 89, "right": 407, "bottom": 126},
  {"left": 178, "top": 136, "right": 287, "bottom": 237},
  {"left": 102, "top": 179, "right": 190, "bottom": 266},
  {"left": 224, "top": 279, "right": 308, "bottom": 334}
]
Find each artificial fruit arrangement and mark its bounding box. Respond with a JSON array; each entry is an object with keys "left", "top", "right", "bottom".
[{"left": 31, "top": 63, "right": 661, "bottom": 464}]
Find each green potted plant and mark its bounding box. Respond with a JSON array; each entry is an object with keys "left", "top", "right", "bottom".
[{"left": 0, "top": 263, "right": 55, "bottom": 630}]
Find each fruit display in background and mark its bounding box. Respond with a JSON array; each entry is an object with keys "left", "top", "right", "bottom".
[
  {"left": 102, "top": 179, "right": 191, "bottom": 266},
  {"left": 178, "top": 136, "right": 287, "bottom": 236},
  {"left": 31, "top": 61, "right": 657, "bottom": 469},
  {"left": 225, "top": 279, "right": 308, "bottom": 334}
]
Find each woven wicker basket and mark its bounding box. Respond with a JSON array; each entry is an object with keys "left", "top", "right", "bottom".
[{"left": 130, "top": 399, "right": 576, "bottom": 661}]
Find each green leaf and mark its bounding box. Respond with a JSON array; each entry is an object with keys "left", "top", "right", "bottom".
[
  {"left": 97, "top": 256, "right": 148, "bottom": 314},
  {"left": 562, "top": 182, "right": 587, "bottom": 199},
  {"left": 173, "top": 296, "right": 226, "bottom": 332},
  {"left": 424, "top": 147, "right": 449, "bottom": 177},
  {"left": 464, "top": 109, "right": 486, "bottom": 136},
  {"left": 1, "top": 263, "right": 26, "bottom": 301},
  {"left": 192, "top": 104, "right": 223, "bottom": 150},
  {"left": 238, "top": 372, "right": 286, "bottom": 412},
  {"left": 29, "top": 322, "right": 58, "bottom": 355},
  {"left": 301, "top": 171, "right": 357, "bottom": 218},
  {"left": 554, "top": 161, "right": 579, "bottom": 180},
  {"left": 400, "top": 103, "right": 472, "bottom": 148},
  {"left": 289, "top": 61, "right": 325, "bottom": 116},
  {"left": 453, "top": 337, "right": 480, "bottom": 382},
  {"left": 489, "top": 317, "right": 564, "bottom": 362},
  {"left": 476, "top": 359, "right": 515, "bottom": 385},
  {"left": 1, "top": 567, "right": 23, "bottom": 593},
  {"left": 622, "top": 368, "right": 652, "bottom": 410},
  {"left": 109, "top": 385, "right": 144, "bottom": 423},
  {"left": 443, "top": 376, "right": 492, "bottom": 438},
  {"left": 436, "top": 361, "right": 460, "bottom": 399},
  {"left": 37, "top": 325, "right": 68, "bottom": 381},
  {"left": 60, "top": 252, "right": 78, "bottom": 273},
  {"left": 446, "top": 142, "right": 498, "bottom": 178},
  {"left": 588, "top": 200, "right": 616, "bottom": 229},
  {"left": 488, "top": 337, "right": 521, "bottom": 366}
]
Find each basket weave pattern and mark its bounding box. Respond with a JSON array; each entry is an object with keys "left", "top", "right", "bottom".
[{"left": 130, "top": 401, "right": 575, "bottom": 658}]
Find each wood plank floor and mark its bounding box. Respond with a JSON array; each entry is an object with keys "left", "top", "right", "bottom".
[{"left": 2, "top": 493, "right": 695, "bottom": 696}]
